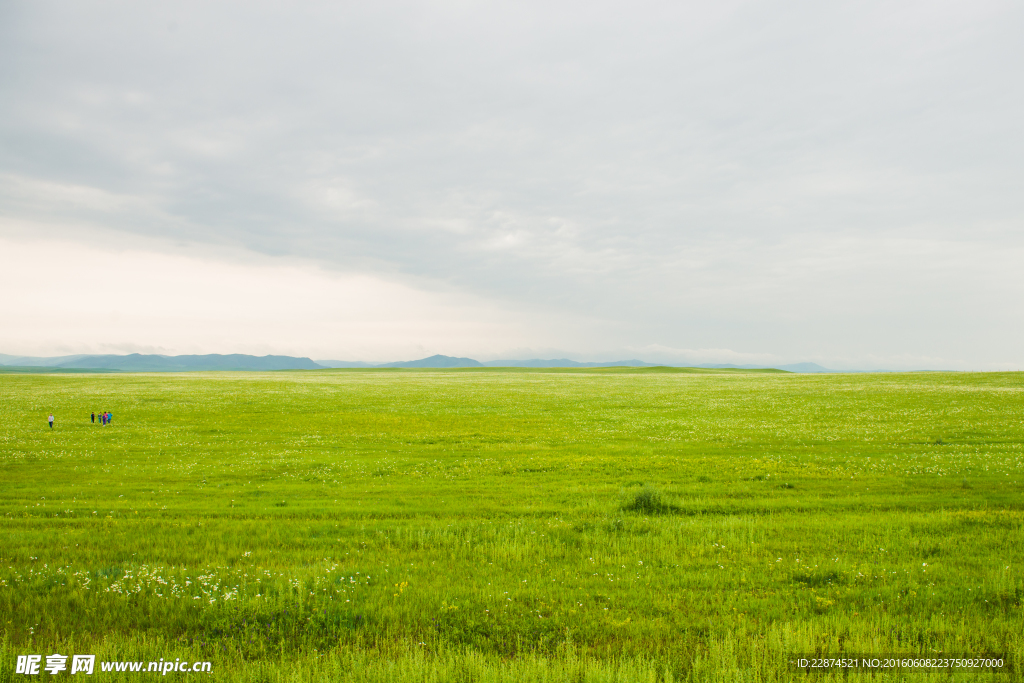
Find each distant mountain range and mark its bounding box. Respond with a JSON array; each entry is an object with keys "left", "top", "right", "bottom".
[
  {"left": 383, "top": 355, "right": 483, "bottom": 368},
  {"left": 484, "top": 358, "right": 663, "bottom": 368},
  {"left": 269, "top": 356, "right": 847, "bottom": 372},
  {"left": 694, "top": 362, "right": 836, "bottom": 373},
  {"left": 0, "top": 352, "right": 853, "bottom": 373},
  {"left": 0, "top": 353, "right": 321, "bottom": 371}
]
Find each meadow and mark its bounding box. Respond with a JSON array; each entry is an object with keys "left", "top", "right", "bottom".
[{"left": 0, "top": 368, "right": 1021, "bottom": 682}]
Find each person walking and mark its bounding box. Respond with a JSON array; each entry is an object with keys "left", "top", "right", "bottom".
[
  {"left": 48, "top": 414, "right": 54, "bottom": 429},
  {"left": 91, "top": 411, "right": 95, "bottom": 424}
]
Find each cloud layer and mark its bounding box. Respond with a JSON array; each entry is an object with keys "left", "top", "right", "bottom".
[{"left": 2, "top": 0, "right": 1022, "bottom": 369}]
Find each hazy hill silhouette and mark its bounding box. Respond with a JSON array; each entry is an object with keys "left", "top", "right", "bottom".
[
  {"left": 1, "top": 353, "right": 856, "bottom": 373},
  {"left": 53, "top": 354, "right": 323, "bottom": 371},
  {"left": 379, "top": 354, "right": 483, "bottom": 368}
]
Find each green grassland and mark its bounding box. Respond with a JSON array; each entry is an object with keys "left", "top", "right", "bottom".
[{"left": 0, "top": 369, "right": 1022, "bottom": 681}]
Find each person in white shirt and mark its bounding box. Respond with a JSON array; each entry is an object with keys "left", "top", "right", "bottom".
[{"left": 48, "top": 414, "right": 54, "bottom": 428}]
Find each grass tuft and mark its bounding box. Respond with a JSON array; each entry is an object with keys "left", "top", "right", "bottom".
[{"left": 621, "top": 485, "right": 678, "bottom": 515}]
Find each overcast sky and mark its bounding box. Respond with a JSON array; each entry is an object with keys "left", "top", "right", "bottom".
[{"left": 2, "top": 0, "right": 1022, "bottom": 369}]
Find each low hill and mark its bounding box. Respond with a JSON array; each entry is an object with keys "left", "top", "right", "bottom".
[
  {"left": 774, "top": 362, "right": 837, "bottom": 373},
  {"left": 0, "top": 353, "right": 92, "bottom": 367},
  {"left": 0, "top": 366, "right": 119, "bottom": 374},
  {"left": 481, "top": 359, "right": 661, "bottom": 368},
  {"left": 380, "top": 355, "right": 484, "bottom": 368},
  {"left": 313, "top": 360, "right": 379, "bottom": 368},
  {"left": 1, "top": 352, "right": 856, "bottom": 373},
  {"left": 53, "top": 354, "right": 324, "bottom": 371},
  {"left": 696, "top": 362, "right": 839, "bottom": 373}
]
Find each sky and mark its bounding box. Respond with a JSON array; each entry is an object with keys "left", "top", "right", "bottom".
[{"left": 1, "top": 0, "right": 1022, "bottom": 369}]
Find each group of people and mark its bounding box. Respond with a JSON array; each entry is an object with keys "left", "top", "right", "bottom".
[
  {"left": 91, "top": 411, "right": 113, "bottom": 425},
  {"left": 46, "top": 412, "right": 115, "bottom": 428},
  {"left": 46, "top": 411, "right": 114, "bottom": 428}
]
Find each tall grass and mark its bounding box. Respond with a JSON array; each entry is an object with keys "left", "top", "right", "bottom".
[{"left": 621, "top": 485, "right": 679, "bottom": 514}]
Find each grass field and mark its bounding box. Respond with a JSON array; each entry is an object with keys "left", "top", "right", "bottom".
[{"left": 1, "top": 369, "right": 1022, "bottom": 681}]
